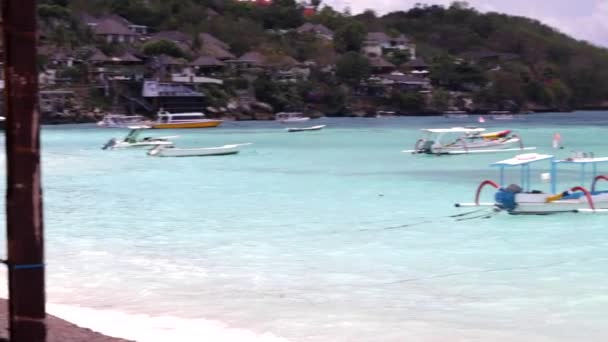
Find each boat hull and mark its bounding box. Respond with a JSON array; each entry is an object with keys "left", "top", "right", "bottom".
[
  {"left": 152, "top": 120, "right": 222, "bottom": 129},
  {"left": 278, "top": 118, "right": 310, "bottom": 123},
  {"left": 501, "top": 192, "right": 608, "bottom": 214},
  {"left": 419, "top": 138, "right": 526, "bottom": 155},
  {"left": 286, "top": 125, "right": 326, "bottom": 132},
  {"left": 107, "top": 141, "right": 173, "bottom": 150},
  {"left": 148, "top": 144, "right": 250, "bottom": 157}
]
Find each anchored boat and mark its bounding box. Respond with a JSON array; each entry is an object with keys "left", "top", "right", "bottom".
[
  {"left": 102, "top": 126, "right": 176, "bottom": 150},
  {"left": 286, "top": 125, "right": 326, "bottom": 132},
  {"left": 455, "top": 153, "right": 608, "bottom": 214},
  {"left": 405, "top": 127, "right": 535, "bottom": 155},
  {"left": 275, "top": 112, "right": 310, "bottom": 123},
  {"left": 152, "top": 110, "right": 223, "bottom": 129},
  {"left": 147, "top": 143, "right": 252, "bottom": 157},
  {"left": 97, "top": 114, "right": 151, "bottom": 128}
]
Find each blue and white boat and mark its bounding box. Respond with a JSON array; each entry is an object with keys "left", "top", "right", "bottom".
[{"left": 455, "top": 153, "right": 608, "bottom": 214}]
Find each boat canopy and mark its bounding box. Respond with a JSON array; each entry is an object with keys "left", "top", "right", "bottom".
[
  {"left": 490, "top": 153, "right": 554, "bottom": 191},
  {"left": 488, "top": 153, "right": 608, "bottom": 194},
  {"left": 422, "top": 127, "right": 485, "bottom": 133},
  {"left": 552, "top": 156, "right": 608, "bottom": 193},
  {"left": 492, "top": 153, "right": 554, "bottom": 167}
]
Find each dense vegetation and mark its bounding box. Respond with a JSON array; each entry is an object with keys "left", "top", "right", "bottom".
[{"left": 36, "top": 0, "right": 608, "bottom": 114}]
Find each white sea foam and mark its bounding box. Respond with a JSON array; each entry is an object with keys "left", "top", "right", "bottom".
[{"left": 46, "top": 302, "right": 290, "bottom": 342}]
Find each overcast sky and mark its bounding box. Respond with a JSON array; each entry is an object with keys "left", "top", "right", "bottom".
[{"left": 323, "top": 0, "right": 608, "bottom": 47}]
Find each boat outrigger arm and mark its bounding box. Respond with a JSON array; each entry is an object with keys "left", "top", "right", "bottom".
[{"left": 455, "top": 153, "right": 608, "bottom": 214}]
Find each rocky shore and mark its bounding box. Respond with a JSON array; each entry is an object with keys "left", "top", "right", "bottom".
[{"left": 0, "top": 299, "right": 132, "bottom": 342}]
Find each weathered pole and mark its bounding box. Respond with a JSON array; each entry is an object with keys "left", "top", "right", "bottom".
[{"left": 3, "top": 0, "right": 46, "bottom": 341}]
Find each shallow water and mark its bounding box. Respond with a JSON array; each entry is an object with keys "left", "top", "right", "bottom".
[{"left": 1, "top": 112, "right": 608, "bottom": 341}]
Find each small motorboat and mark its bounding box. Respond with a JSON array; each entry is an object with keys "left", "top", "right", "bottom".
[
  {"left": 97, "top": 114, "right": 151, "bottom": 128},
  {"left": 286, "top": 125, "right": 326, "bottom": 133},
  {"left": 102, "top": 126, "right": 176, "bottom": 150},
  {"left": 455, "top": 153, "right": 608, "bottom": 215},
  {"left": 275, "top": 112, "right": 310, "bottom": 123},
  {"left": 404, "top": 127, "right": 535, "bottom": 155},
  {"left": 147, "top": 143, "right": 252, "bottom": 157}
]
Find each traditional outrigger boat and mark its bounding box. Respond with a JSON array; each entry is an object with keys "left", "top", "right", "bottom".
[
  {"left": 455, "top": 153, "right": 608, "bottom": 214},
  {"left": 286, "top": 125, "right": 326, "bottom": 132},
  {"left": 147, "top": 143, "right": 252, "bottom": 157},
  {"left": 405, "top": 127, "right": 535, "bottom": 155},
  {"left": 102, "top": 126, "right": 176, "bottom": 150}
]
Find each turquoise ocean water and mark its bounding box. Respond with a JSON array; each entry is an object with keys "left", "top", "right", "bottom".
[{"left": 1, "top": 112, "right": 608, "bottom": 341}]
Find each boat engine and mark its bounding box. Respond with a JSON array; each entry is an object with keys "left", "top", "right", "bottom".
[
  {"left": 494, "top": 184, "right": 521, "bottom": 211},
  {"left": 102, "top": 138, "right": 118, "bottom": 150},
  {"left": 414, "top": 139, "right": 434, "bottom": 154}
]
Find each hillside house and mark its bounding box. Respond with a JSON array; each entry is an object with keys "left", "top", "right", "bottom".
[
  {"left": 403, "top": 58, "right": 430, "bottom": 76},
  {"left": 82, "top": 13, "right": 148, "bottom": 35},
  {"left": 363, "top": 32, "right": 416, "bottom": 59},
  {"left": 142, "top": 80, "right": 206, "bottom": 112},
  {"left": 296, "top": 23, "right": 334, "bottom": 40}
]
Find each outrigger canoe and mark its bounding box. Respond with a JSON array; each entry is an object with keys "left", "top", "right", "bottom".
[
  {"left": 455, "top": 153, "right": 608, "bottom": 214},
  {"left": 404, "top": 127, "right": 535, "bottom": 155}
]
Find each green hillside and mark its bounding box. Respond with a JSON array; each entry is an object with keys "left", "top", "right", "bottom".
[{"left": 35, "top": 0, "right": 608, "bottom": 115}]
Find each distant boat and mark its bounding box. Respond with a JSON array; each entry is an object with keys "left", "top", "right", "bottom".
[
  {"left": 102, "top": 126, "right": 175, "bottom": 150},
  {"left": 286, "top": 125, "right": 326, "bottom": 132},
  {"left": 147, "top": 143, "right": 252, "bottom": 157},
  {"left": 152, "top": 110, "right": 223, "bottom": 129},
  {"left": 478, "top": 116, "right": 486, "bottom": 123},
  {"left": 491, "top": 114, "right": 514, "bottom": 120},
  {"left": 376, "top": 111, "right": 396, "bottom": 118},
  {"left": 404, "top": 127, "right": 535, "bottom": 155},
  {"left": 275, "top": 112, "right": 310, "bottom": 123},
  {"left": 97, "top": 114, "right": 150, "bottom": 128}
]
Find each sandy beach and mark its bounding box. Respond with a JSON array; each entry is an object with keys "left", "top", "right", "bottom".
[{"left": 0, "top": 299, "right": 132, "bottom": 342}]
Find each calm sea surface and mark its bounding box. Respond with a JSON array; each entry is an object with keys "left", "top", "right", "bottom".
[{"left": 1, "top": 112, "right": 608, "bottom": 341}]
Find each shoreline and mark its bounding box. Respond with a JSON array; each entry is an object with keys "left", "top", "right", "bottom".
[
  {"left": 0, "top": 298, "right": 132, "bottom": 342},
  {"left": 40, "top": 109, "right": 607, "bottom": 125}
]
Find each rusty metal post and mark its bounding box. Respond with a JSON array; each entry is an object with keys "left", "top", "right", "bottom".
[{"left": 3, "top": 0, "right": 46, "bottom": 341}]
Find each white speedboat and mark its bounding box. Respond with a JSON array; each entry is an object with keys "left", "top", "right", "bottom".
[
  {"left": 275, "top": 112, "right": 310, "bottom": 123},
  {"left": 147, "top": 143, "right": 252, "bottom": 157},
  {"left": 455, "top": 153, "right": 608, "bottom": 215},
  {"left": 404, "top": 127, "right": 535, "bottom": 155},
  {"left": 102, "top": 126, "right": 176, "bottom": 150},
  {"left": 286, "top": 125, "right": 326, "bottom": 132},
  {"left": 97, "top": 114, "right": 150, "bottom": 128}
]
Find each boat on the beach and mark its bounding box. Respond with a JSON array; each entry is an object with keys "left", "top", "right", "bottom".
[
  {"left": 147, "top": 143, "right": 252, "bottom": 157},
  {"left": 275, "top": 112, "right": 310, "bottom": 123},
  {"left": 455, "top": 153, "right": 608, "bottom": 214},
  {"left": 404, "top": 127, "right": 535, "bottom": 155},
  {"left": 102, "top": 126, "right": 176, "bottom": 150},
  {"left": 152, "top": 110, "right": 223, "bottom": 129},
  {"left": 286, "top": 125, "right": 326, "bottom": 132},
  {"left": 97, "top": 114, "right": 150, "bottom": 128}
]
